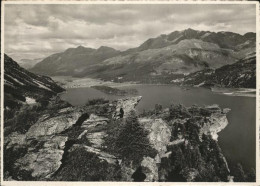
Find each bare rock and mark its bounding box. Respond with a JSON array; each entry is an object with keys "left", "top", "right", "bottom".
[
  {"left": 78, "top": 114, "right": 110, "bottom": 147},
  {"left": 139, "top": 118, "right": 171, "bottom": 158},
  {"left": 81, "top": 114, "right": 109, "bottom": 129},
  {"left": 200, "top": 105, "right": 231, "bottom": 140},
  {"left": 15, "top": 135, "right": 68, "bottom": 179},
  {"left": 141, "top": 156, "right": 158, "bottom": 181},
  {"left": 114, "top": 96, "right": 142, "bottom": 119},
  {"left": 86, "top": 131, "right": 107, "bottom": 148},
  {"left": 26, "top": 110, "right": 82, "bottom": 138},
  {"left": 5, "top": 132, "right": 27, "bottom": 150}
]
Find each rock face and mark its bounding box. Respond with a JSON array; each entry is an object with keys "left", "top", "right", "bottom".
[
  {"left": 200, "top": 105, "right": 230, "bottom": 140},
  {"left": 81, "top": 114, "right": 109, "bottom": 129},
  {"left": 15, "top": 136, "right": 68, "bottom": 179},
  {"left": 5, "top": 132, "right": 68, "bottom": 180},
  {"left": 26, "top": 109, "right": 82, "bottom": 138},
  {"left": 4, "top": 105, "right": 84, "bottom": 180},
  {"left": 136, "top": 104, "right": 231, "bottom": 181},
  {"left": 139, "top": 118, "right": 171, "bottom": 159},
  {"left": 78, "top": 114, "right": 110, "bottom": 148}
]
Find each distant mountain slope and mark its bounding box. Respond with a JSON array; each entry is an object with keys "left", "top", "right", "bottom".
[
  {"left": 123, "top": 28, "right": 256, "bottom": 54},
  {"left": 30, "top": 29, "right": 255, "bottom": 82},
  {"left": 30, "top": 46, "right": 120, "bottom": 76},
  {"left": 19, "top": 58, "right": 43, "bottom": 69},
  {"left": 84, "top": 39, "right": 237, "bottom": 82},
  {"left": 179, "top": 52, "right": 256, "bottom": 88},
  {"left": 4, "top": 54, "right": 64, "bottom": 109}
]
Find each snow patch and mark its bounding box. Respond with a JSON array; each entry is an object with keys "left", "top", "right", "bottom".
[
  {"left": 194, "top": 81, "right": 205, "bottom": 87},
  {"left": 171, "top": 78, "right": 184, "bottom": 83},
  {"left": 25, "top": 97, "right": 36, "bottom": 104},
  {"left": 5, "top": 74, "right": 25, "bottom": 85},
  {"left": 33, "top": 80, "right": 52, "bottom": 91}
]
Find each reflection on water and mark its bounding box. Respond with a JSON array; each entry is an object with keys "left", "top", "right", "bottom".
[{"left": 60, "top": 84, "right": 256, "bottom": 171}]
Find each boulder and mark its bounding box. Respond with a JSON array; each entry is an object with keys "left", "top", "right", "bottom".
[
  {"left": 26, "top": 110, "right": 82, "bottom": 138},
  {"left": 14, "top": 135, "right": 68, "bottom": 179}
]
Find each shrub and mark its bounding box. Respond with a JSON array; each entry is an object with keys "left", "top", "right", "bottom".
[
  {"left": 232, "top": 163, "right": 246, "bottom": 182},
  {"left": 86, "top": 98, "right": 109, "bottom": 106},
  {"left": 4, "top": 106, "right": 42, "bottom": 135},
  {"left": 114, "top": 111, "right": 157, "bottom": 165},
  {"left": 53, "top": 147, "right": 121, "bottom": 181},
  {"left": 168, "top": 104, "right": 191, "bottom": 121}
]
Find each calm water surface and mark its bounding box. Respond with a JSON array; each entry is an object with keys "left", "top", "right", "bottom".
[{"left": 60, "top": 84, "right": 256, "bottom": 171}]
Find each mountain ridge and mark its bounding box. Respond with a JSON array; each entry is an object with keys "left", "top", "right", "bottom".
[
  {"left": 30, "top": 29, "right": 256, "bottom": 83},
  {"left": 4, "top": 54, "right": 64, "bottom": 110}
]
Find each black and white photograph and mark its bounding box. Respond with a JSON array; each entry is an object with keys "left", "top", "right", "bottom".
[{"left": 1, "top": 1, "right": 258, "bottom": 184}]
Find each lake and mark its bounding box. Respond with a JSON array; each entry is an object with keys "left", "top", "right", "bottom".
[{"left": 60, "top": 84, "right": 256, "bottom": 172}]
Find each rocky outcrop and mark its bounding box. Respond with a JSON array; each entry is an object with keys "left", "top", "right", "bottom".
[
  {"left": 81, "top": 114, "right": 109, "bottom": 129},
  {"left": 4, "top": 105, "right": 86, "bottom": 180},
  {"left": 114, "top": 96, "right": 142, "bottom": 119},
  {"left": 5, "top": 95, "right": 234, "bottom": 182},
  {"left": 15, "top": 135, "right": 68, "bottom": 179},
  {"left": 26, "top": 110, "right": 82, "bottom": 138},
  {"left": 78, "top": 114, "right": 110, "bottom": 148},
  {"left": 200, "top": 105, "right": 230, "bottom": 140},
  {"left": 5, "top": 132, "right": 27, "bottom": 150},
  {"left": 139, "top": 118, "right": 171, "bottom": 160}
]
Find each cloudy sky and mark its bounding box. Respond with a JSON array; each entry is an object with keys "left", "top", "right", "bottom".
[{"left": 4, "top": 3, "right": 256, "bottom": 61}]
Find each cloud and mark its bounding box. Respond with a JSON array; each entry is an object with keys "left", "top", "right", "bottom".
[{"left": 4, "top": 3, "right": 256, "bottom": 61}]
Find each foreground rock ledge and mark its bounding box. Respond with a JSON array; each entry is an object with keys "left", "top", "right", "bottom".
[{"left": 4, "top": 96, "right": 232, "bottom": 181}]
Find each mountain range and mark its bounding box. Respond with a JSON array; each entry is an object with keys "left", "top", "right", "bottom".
[{"left": 29, "top": 28, "right": 256, "bottom": 87}]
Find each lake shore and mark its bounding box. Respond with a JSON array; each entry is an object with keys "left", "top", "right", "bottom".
[
  {"left": 211, "top": 87, "right": 256, "bottom": 98},
  {"left": 53, "top": 76, "right": 256, "bottom": 98},
  {"left": 51, "top": 76, "right": 139, "bottom": 89}
]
